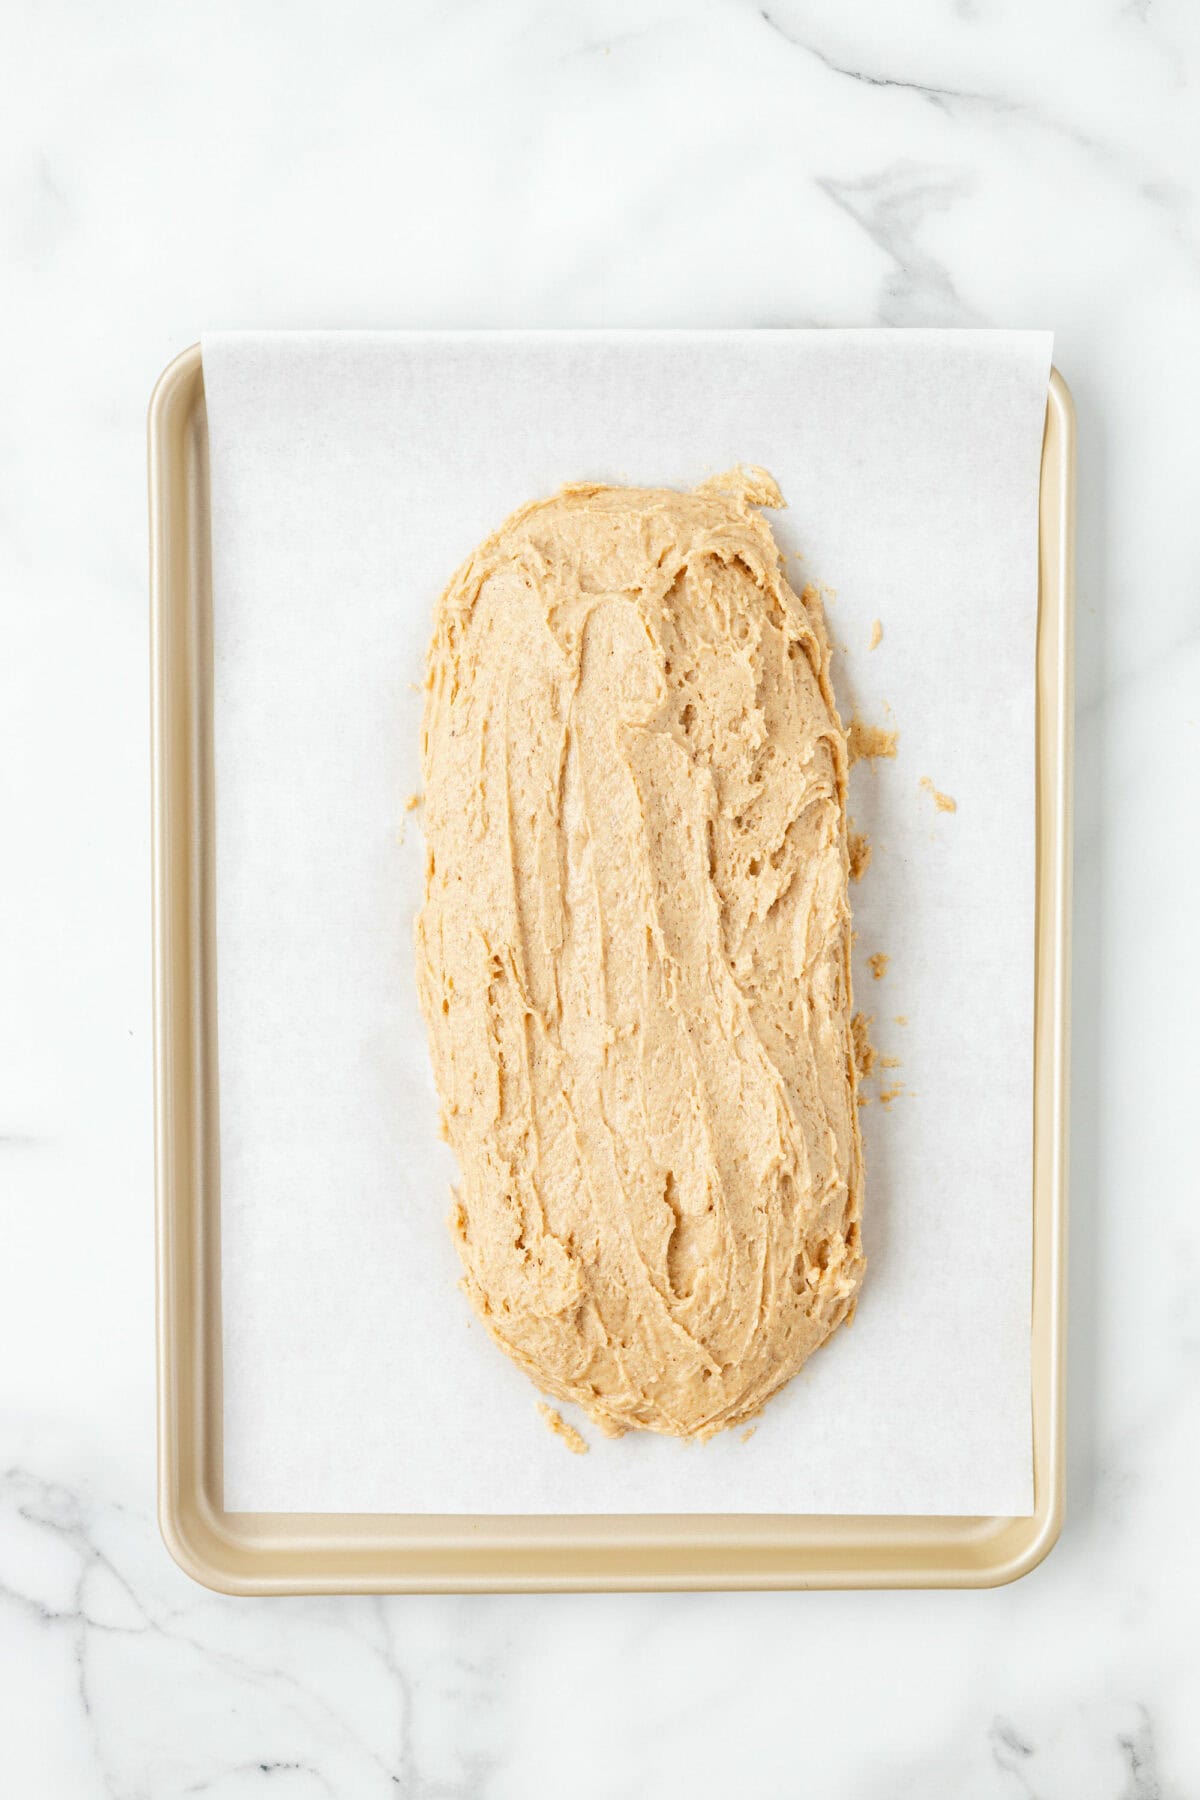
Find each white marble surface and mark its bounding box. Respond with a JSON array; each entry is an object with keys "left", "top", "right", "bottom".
[{"left": 1, "top": 0, "right": 1198, "bottom": 1793}]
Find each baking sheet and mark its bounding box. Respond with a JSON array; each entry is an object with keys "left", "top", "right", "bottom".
[{"left": 203, "top": 328, "right": 1051, "bottom": 1516}]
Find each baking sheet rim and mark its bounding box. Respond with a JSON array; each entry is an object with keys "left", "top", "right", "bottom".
[{"left": 150, "top": 339, "right": 1072, "bottom": 1592}]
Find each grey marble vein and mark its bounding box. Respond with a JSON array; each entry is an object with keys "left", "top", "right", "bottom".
[
  {"left": 1118, "top": 1708, "right": 1161, "bottom": 1800},
  {"left": 760, "top": 7, "right": 987, "bottom": 110},
  {"left": 1, "top": 1470, "right": 503, "bottom": 1797},
  {"left": 757, "top": 1, "right": 1200, "bottom": 267},
  {"left": 817, "top": 164, "right": 982, "bottom": 325}
]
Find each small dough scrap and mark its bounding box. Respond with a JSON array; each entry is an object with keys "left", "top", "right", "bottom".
[
  {"left": 868, "top": 619, "right": 883, "bottom": 651},
  {"left": 536, "top": 1403, "right": 589, "bottom": 1455},
  {"left": 848, "top": 717, "right": 898, "bottom": 765},
  {"left": 867, "top": 951, "right": 889, "bottom": 981},
  {"left": 416, "top": 469, "right": 864, "bottom": 1440},
  {"left": 848, "top": 829, "right": 872, "bottom": 883},
  {"left": 920, "top": 776, "right": 957, "bottom": 813}
]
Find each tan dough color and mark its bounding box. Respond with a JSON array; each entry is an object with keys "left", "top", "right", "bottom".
[{"left": 415, "top": 468, "right": 865, "bottom": 1439}]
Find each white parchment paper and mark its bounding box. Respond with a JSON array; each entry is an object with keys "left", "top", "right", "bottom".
[{"left": 204, "top": 329, "right": 1051, "bottom": 1515}]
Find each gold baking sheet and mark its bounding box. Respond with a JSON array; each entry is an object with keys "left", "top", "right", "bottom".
[{"left": 150, "top": 344, "right": 1072, "bottom": 1592}]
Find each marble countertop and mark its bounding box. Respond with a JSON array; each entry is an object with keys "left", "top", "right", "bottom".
[{"left": 2, "top": 1, "right": 1198, "bottom": 1794}]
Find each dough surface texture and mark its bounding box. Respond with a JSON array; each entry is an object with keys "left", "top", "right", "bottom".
[{"left": 416, "top": 468, "right": 864, "bottom": 1438}]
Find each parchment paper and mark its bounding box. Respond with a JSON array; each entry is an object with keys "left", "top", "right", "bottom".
[{"left": 204, "top": 329, "right": 1051, "bottom": 1515}]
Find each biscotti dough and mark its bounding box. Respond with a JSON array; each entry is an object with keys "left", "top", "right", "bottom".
[{"left": 415, "top": 468, "right": 864, "bottom": 1439}]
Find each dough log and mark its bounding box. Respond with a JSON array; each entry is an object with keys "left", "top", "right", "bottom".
[{"left": 415, "top": 468, "right": 864, "bottom": 1439}]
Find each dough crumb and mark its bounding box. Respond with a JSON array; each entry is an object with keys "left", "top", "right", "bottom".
[
  {"left": 920, "top": 776, "right": 957, "bottom": 813},
  {"left": 894, "top": 1015, "right": 908, "bottom": 1026},
  {"left": 880, "top": 1055, "right": 902, "bottom": 1069},
  {"left": 740, "top": 1426, "right": 757, "bottom": 1444},
  {"left": 851, "top": 1012, "right": 877, "bottom": 1080},
  {"left": 848, "top": 717, "right": 898, "bottom": 766},
  {"left": 879, "top": 1083, "right": 906, "bottom": 1109},
  {"left": 404, "top": 792, "right": 423, "bottom": 812},
  {"left": 867, "top": 951, "right": 889, "bottom": 981},
  {"left": 848, "top": 829, "right": 872, "bottom": 883},
  {"left": 537, "top": 1403, "right": 589, "bottom": 1455},
  {"left": 868, "top": 619, "right": 883, "bottom": 651}
]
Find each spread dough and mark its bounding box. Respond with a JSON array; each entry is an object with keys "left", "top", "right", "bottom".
[{"left": 415, "top": 468, "right": 865, "bottom": 1439}]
